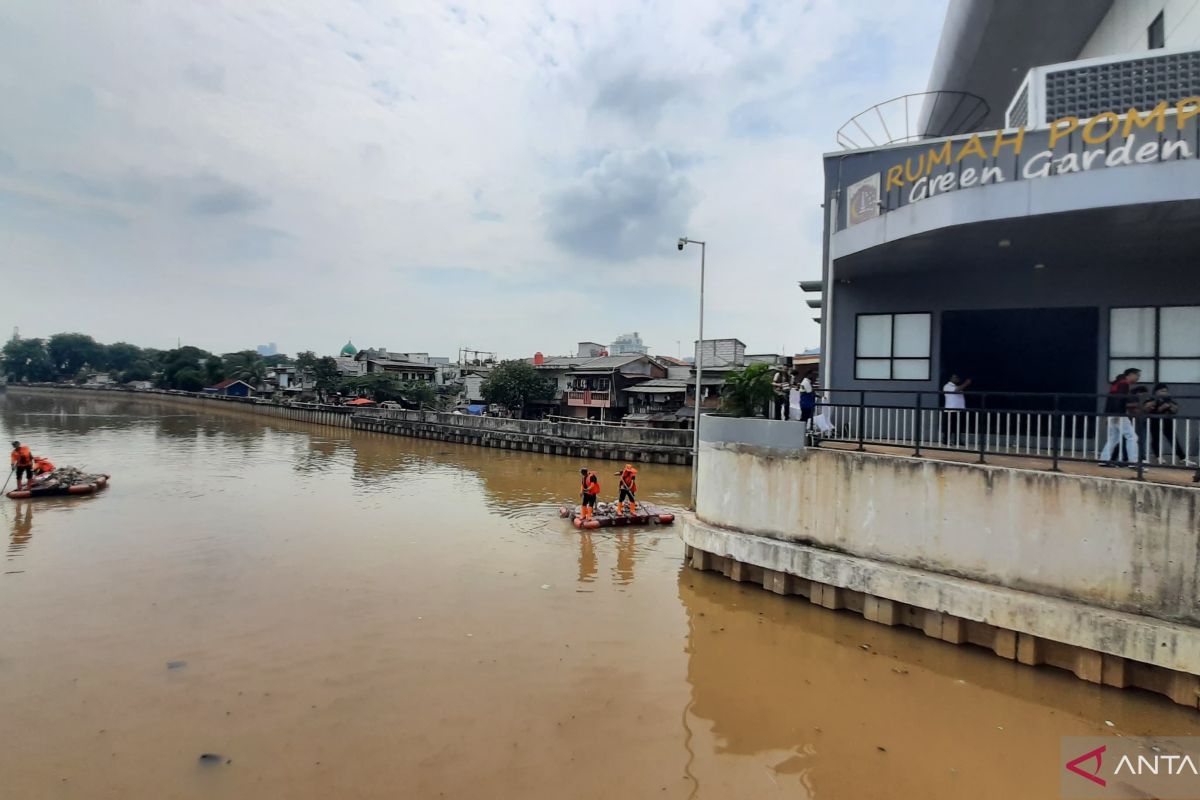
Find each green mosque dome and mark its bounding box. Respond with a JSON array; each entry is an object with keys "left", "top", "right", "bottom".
[{"left": 340, "top": 340, "right": 357, "bottom": 357}]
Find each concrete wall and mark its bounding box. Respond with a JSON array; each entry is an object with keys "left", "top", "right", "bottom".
[
  {"left": 696, "top": 421, "right": 1200, "bottom": 625},
  {"left": 355, "top": 409, "right": 694, "bottom": 464},
  {"left": 1079, "top": 0, "right": 1200, "bottom": 57}
]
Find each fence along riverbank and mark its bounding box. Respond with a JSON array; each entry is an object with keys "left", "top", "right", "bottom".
[{"left": 7, "top": 386, "right": 694, "bottom": 465}]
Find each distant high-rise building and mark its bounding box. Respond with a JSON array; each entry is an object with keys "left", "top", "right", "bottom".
[
  {"left": 610, "top": 332, "right": 647, "bottom": 355},
  {"left": 256, "top": 342, "right": 278, "bottom": 357}
]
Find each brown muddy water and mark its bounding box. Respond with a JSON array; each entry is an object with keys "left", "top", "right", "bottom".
[{"left": 0, "top": 391, "right": 1195, "bottom": 799}]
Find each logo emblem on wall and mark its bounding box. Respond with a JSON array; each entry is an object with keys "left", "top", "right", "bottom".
[{"left": 846, "top": 173, "right": 880, "bottom": 226}]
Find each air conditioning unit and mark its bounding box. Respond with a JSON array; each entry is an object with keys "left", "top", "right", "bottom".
[{"left": 1006, "top": 47, "right": 1200, "bottom": 129}]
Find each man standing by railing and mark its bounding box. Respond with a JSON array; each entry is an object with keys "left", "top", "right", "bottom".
[
  {"left": 1099, "top": 368, "right": 1141, "bottom": 468},
  {"left": 771, "top": 368, "right": 790, "bottom": 421},
  {"left": 941, "top": 373, "right": 971, "bottom": 446}
]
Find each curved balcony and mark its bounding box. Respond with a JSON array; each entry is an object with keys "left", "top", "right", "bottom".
[{"left": 836, "top": 91, "right": 989, "bottom": 151}]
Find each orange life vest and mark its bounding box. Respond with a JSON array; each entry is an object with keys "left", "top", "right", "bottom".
[
  {"left": 33, "top": 457, "right": 54, "bottom": 474},
  {"left": 581, "top": 472, "right": 600, "bottom": 496},
  {"left": 11, "top": 446, "right": 32, "bottom": 468},
  {"left": 619, "top": 466, "right": 637, "bottom": 494}
]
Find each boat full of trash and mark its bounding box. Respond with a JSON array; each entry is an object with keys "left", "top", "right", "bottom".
[
  {"left": 7, "top": 466, "right": 111, "bottom": 499},
  {"left": 558, "top": 501, "right": 675, "bottom": 530}
]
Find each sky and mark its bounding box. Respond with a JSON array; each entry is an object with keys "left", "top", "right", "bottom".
[{"left": 0, "top": 0, "right": 947, "bottom": 360}]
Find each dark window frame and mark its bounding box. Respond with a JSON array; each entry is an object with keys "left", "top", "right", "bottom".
[
  {"left": 1108, "top": 304, "right": 1200, "bottom": 383},
  {"left": 853, "top": 311, "right": 933, "bottom": 381},
  {"left": 1148, "top": 11, "right": 1165, "bottom": 49}
]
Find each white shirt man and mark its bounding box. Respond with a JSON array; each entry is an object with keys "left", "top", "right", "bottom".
[
  {"left": 943, "top": 379, "right": 967, "bottom": 410},
  {"left": 941, "top": 374, "right": 971, "bottom": 444}
]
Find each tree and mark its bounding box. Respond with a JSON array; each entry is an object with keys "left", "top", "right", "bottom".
[
  {"left": 204, "top": 355, "right": 226, "bottom": 386},
  {"left": 120, "top": 361, "right": 155, "bottom": 383},
  {"left": 2, "top": 337, "right": 54, "bottom": 382},
  {"left": 400, "top": 379, "right": 436, "bottom": 408},
  {"left": 105, "top": 342, "right": 143, "bottom": 373},
  {"left": 295, "top": 351, "right": 317, "bottom": 382},
  {"left": 480, "top": 360, "right": 555, "bottom": 417},
  {"left": 312, "top": 357, "right": 342, "bottom": 401},
  {"left": 720, "top": 363, "right": 776, "bottom": 417},
  {"left": 173, "top": 367, "right": 206, "bottom": 392},
  {"left": 48, "top": 333, "right": 105, "bottom": 378},
  {"left": 343, "top": 372, "right": 403, "bottom": 401},
  {"left": 223, "top": 350, "right": 266, "bottom": 386},
  {"left": 157, "top": 346, "right": 210, "bottom": 390}
]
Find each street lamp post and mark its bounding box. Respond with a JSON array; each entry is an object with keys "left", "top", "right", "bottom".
[{"left": 678, "top": 237, "right": 705, "bottom": 506}]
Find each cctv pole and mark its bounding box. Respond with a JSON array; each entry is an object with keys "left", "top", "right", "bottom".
[{"left": 680, "top": 237, "right": 706, "bottom": 507}]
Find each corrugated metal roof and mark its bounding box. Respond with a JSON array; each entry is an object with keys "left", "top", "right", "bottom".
[
  {"left": 568, "top": 354, "right": 647, "bottom": 371},
  {"left": 366, "top": 358, "right": 437, "bottom": 370},
  {"left": 535, "top": 356, "right": 586, "bottom": 368},
  {"left": 624, "top": 379, "right": 687, "bottom": 393}
]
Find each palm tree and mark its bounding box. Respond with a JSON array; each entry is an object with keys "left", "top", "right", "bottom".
[
  {"left": 721, "top": 363, "right": 776, "bottom": 417},
  {"left": 223, "top": 351, "right": 267, "bottom": 387}
]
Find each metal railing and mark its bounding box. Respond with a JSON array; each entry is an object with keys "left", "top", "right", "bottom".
[
  {"left": 803, "top": 388, "right": 1200, "bottom": 480},
  {"left": 565, "top": 390, "right": 610, "bottom": 404}
]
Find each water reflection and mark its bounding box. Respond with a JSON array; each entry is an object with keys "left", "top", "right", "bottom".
[
  {"left": 7, "top": 502, "right": 33, "bottom": 560},
  {"left": 613, "top": 532, "right": 636, "bottom": 586},
  {"left": 578, "top": 531, "right": 596, "bottom": 585}
]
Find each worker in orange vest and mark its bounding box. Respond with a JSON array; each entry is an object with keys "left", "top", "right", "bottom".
[
  {"left": 10, "top": 440, "right": 35, "bottom": 491},
  {"left": 33, "top": 456, "right": 55, "bottom": 476},
  {"left": 614, "top": 464, "right": 638, "bottom": 516},
  {"left": 579, "top": 467, "right": 600, "bottom": 520}
]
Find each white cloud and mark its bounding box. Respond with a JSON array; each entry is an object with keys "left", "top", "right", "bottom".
[{"left": 0, "top": 0, "right": 945, "bottom": 357}]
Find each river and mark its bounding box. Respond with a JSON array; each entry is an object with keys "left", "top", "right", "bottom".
[{"left": 0, "top": 390, "right": 1194, "bottom": 799}]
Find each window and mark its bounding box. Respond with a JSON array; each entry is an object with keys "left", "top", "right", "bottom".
[
  {"left": 855, "top": 313, "right": 931, "bottom": 380},
  {"left": 1109, "top": 306, "right": 1200, "bottom": 383},
  {"left": 1148, "top": 11, "right": 1165, "bottom": 49}
]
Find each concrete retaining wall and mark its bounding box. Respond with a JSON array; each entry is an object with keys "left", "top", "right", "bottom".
[
  {"left": 687, "top": 414, "right": 1200, "bottom": 705},
  {"left": 353, "top": 409, "right": 693, "bottom": 464},
  {"left": 697, "top": 427, "right": 1200, "bottom": 625}
]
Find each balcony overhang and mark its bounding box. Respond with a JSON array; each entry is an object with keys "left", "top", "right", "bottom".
[
  {"left": 832, "top": 198, "right": 1200, "bottom": 281},
  {"left": 833, "top": 157, "right": 1200, "bottom": 263}
]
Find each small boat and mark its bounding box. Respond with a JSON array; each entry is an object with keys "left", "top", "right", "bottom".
[
  {"left": 7, "top": 467, "right": 110, "bottom": 499},
  {"left": 558, "top": 501, "right": 675, "bottom": 530}
]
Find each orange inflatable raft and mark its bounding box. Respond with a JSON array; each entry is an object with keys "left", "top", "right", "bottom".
[{"left": 558, "top": 502, "right": 675, "bottom": 530}]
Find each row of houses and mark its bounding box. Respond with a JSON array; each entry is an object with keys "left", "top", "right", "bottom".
[
  {"left": 200, "top": 338, "right": 819, "bottom": 425},
  {"left": 521, "top": 340, "right": 819, "bottom": 427}
]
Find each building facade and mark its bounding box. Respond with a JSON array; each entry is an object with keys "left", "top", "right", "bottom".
[
  {"left": 815, "top": 0, "right": 1200, "bottom": 415},
  {"left": 609, "top": 332, "right": 648, "bottom": 355}
]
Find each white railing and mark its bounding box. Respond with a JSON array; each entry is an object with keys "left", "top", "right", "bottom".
[{"left": 811, "top": 403, "right": 1197, "bottom": 470}]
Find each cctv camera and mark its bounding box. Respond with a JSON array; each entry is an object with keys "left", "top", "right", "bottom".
[{"left": 677, "top": 238, "right": 686, "bottom": 251}]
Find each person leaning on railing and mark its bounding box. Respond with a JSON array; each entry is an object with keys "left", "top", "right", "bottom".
[{"left": 1141, "top": 383, "right": 1197, "bottom": 466}]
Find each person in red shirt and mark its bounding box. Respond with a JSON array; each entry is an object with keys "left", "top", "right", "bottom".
[
  {"left": 10, "top": 441, "right": 35, "bottom": 491},
  {"left": 579, "top": 467, "right": 600, "bottom": 520},
  {"left": 614, "top": 464, "right": 638, "bottom": 516}
]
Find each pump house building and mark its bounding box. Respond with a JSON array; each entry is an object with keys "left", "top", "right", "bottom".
[{"left": 814, "top": 0, "right": 1200, "bottom": 416}]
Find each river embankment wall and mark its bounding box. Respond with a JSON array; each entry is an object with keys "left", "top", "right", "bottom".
[
  {"left": 683, "top": 415, "right": 1200, "bottom": 707},
  {"left": 6, "top": 386, "right": 693, "bottom": 464},
  {"left": 354, "top": 408, "right": 693, "bottom": 464}
]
